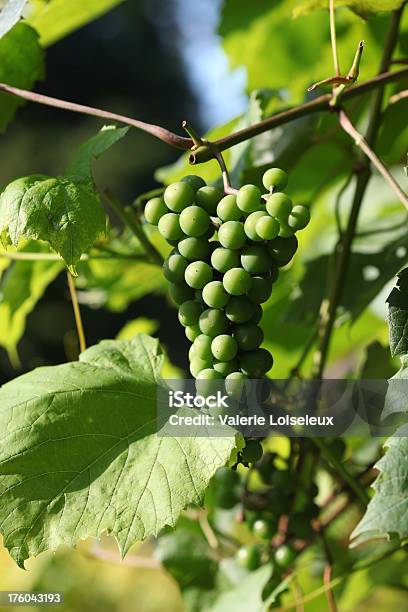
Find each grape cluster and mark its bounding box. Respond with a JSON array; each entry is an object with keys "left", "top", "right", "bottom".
[{"left": 144, "top": 169, "right": 310, "bottom": 383}]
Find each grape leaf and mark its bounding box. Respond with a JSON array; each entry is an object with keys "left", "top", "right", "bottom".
[
  {"left": 293, "top": 0, "right": 406, "bottom": 18},
  {"left": 0, "top": 126, "right": 128, "bottom": 273},
  {"left": 350, "top": 435, "right": 408, "bottom": 546},
  {"left": 0, "top": 241, "right": 63, "bottom": 365},
  {"left": 0, "top": 22, "right": 44, "bottom": 131},
  {"left": 27, "top": 0, "right": 127, "bottom": 47},
  {"left": 0, "top": 335, "right": 238, "bottom": 568},
  {"left": 387, "top": 268, "right": 408, "bottom": 358},
  {"left": 0, "top": 0, "right": 27, "bottom": 38}
]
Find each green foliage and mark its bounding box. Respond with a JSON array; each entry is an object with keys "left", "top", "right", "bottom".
[
  {"left": 0, "top": 334, "right": 237, "bottom": 568},
  {"left": 293, "top": 0, "right": 407, "bottom": 18},
  {"left": 0, "top": 241, "right": 63, "bottom": 364},
  {"left": 0, "top": 23, "right": 44, "bottom": 131},
  {"left": 0, "top": 126, "right": 128, "bottom": 273},
  {"left": 0, "top": 0, "right": 27, "bottom": 39},
  {"left": 387, "top": 267, "right": 408, "bottom": 357},
  {"left": 27, "top": 0, "right": 128, "bottom": 47}
]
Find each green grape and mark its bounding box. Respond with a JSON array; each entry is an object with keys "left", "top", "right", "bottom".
[
  {"left": 144, "top": 196, "right": 168, "bottom": 225},
  {"left": 288, "top": 204, "right": 310, "bottom": 230},
  {"left": 211, "top": 247, "right": 239, "bottom": 273},
  {"left": 265, "top": 193, "right": 292, "bottom": 222},
  {"left": 199, "top": 308, "right": 229, "bottom": 337},
  {"left": 213, "top": 359, "right": 238, "bottom": 376},
  {"left": 195, "top": 186, "right": 222, "bottom": 215},
  {"left": 190, "top": 357, "right": 213, "bottom": 378},
  {"left": 168, "top": 282, "right": 195, "bottom": 305},
  {"left": 237, "top": 184, "right": 262, "bottom": 213},
  {"left": 225, "top": 296, "right": 255, "bottom": 323},
  {"left": 163, "top": 250, "right": 188, "bottom": 283},
  {"left": 274, "top": 545, "right": 296, "bottom": 568},
  {"left": 278, "top": 223, "right": 295, "bottom": 238},
  {"left": 181, "top": 175, "right": 206, "bottom": 192},
  {"left": 223, "top": 267, "right": 252, "bottom": 296},
  {"left": 202, "top": 280, "right": 230, "bottom": 309},
  {"left": 244, "top": 211, "right": 265, "bottom": 242},
  {"left": 196, "top": 369, "right": 224, "bottom": 394},
  {"left": 179, "top": 205, "right": 210, "bottom": 237},
  {"left": 193, "top": 334, "right": 213, "bottom": 360},
  {"left": 158, "top": 213, "right": 185, "bottom": 242},
  {"left": 252, "top": 519, "right": 274, "bottom": 539},
  {"left": 263, "top": 168, "right": 288, "bottom": 192},
  {"left": 178, "top": 300, "right": 203, "bottom": 327},
  {"left": 189, "top": 344, "right": 196, "bottom": 361},
  {"left": 225, "top": 371, "right": 248, "bottom": 398},
  {"left": 218, "top": 221, "right": 247, "bottom": 250},
  {"left": 240, "top": 348, "right": 273, "bottom": 377},
  {"left": 185, "top": 261, "right": 213, "bottom": 289},
  {"left": 164, "top": 181, "right": 194, "bottom": 212},
  {"left": 241, "top": 245, "right": 271, "bottom": 274},
  {"left": 211, "top": 335, "right": 238, "bottom": 362},
  {"left": 241, "top": 440, "right": 264, "bottom": 463},
  {"left": 185, "top": 324, "right": 200, "bottom": 341},
  {"left": 256, "top": 215, "right": 280, "bottom": 240},
  {"left": 178, "top": 236, "right": 210, "bottom": 261},
  {"left": 234, "top": 323, "right": 264, "bottom": 351},
  {"left": 248, "top": 276, "right": 272, "bottom": 304},
  {"left": 250, "top": 304, "right": 263, "bottom": 325},
  {"left": 236, "top": 545, "right": 261, "bottom": 571},
  {"left": 217, "top": 194, "right": 242, "bottom": 221},
  {"left": 268, "top": 236, "right": 298, "bottom": 266}
]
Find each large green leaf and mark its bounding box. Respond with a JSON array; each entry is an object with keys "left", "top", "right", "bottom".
[
  {"left": 293, "top": 0, "right": 406, "bottom": 18},
  {"left": 0, "top": 0, "right": 27, "bottom": 38},
  {"left": 0, "top": 126, "right": 128, "bottom": 273},
  {"left": 387, "top": 267, "right": 408, "bottom": 357},
  {"left": 0, "top": 22, "right": 44, "bottom": 131},
  {"left": 0, "top": 241, "right": 63, "bottom": 365},
  {"left": 350, "top": 435, "right": 408, "bottom": 545},
  {"left": 27, "top": 0, "right": 127, "bottom": 47},
  {"left": 0, "top": 335, "right": 237, "bottom": 568}
]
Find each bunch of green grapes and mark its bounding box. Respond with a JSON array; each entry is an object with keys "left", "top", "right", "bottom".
[{"left": 144, "top": 168, "right": 310, "bottom": 386}]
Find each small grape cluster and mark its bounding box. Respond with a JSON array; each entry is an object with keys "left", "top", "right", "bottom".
[{"left": 144, "top": 169, "right": 310, "bottom": 383}]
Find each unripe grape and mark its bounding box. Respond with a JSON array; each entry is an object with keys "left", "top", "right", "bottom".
[
  {"left": 241, "top": 245, "right": 271, "bottom": 274},
  {"left": 158, "top": 213, "right": 185, "bottom": 241},
  {"left": 244, "top": 211, "right": 265, "bottom": 241},
  {"left": 185, "top": 261, "right": 213, "bottom": 289},
  {"left": 240, "top": 348, "right": 273, "bottom": 377},
  {"left": 199, "top": 308, "right": 229, "bottom": 337},
  {"left": 178, "top": 300, "right": 203, "bottom": 326},
  {"left": 250, "top": 304, "right": 263, "bottom": 325},
  {"left": 213, "top": 359, "right": 238, "bottom": 377},
  {"left": 288, "top": 204, "right": 310, "bottom": 230},
  {"left": 268, "top": 236, "right": 298, "bottom": 266},
  {"left": 237, "top": 184, "right": 262, "bottom": 213},
  {"left": 225, "top": 371, "right": 248, "bottom": 398},
  {"left": 241, "top": 440, "right": 264, "bottom": 463},
  {"left": 266, "top": 193, "right": 292, "bottom": 222},
  {"left": 236, "top": 544, "right": 261, "bottom": 571},
  {"left": 181, "top": 175, "right": 206, "bottom": 192},
  {"left": 217, "top": 194, "right": 242, "bottom": 221},
  {"left": 164, "top": 181, "right": 195, "bottom": 212},
  {"left": 202, "top": 281, "right": 230, "bottom": 309},
  {"left": 218, "top": 221, "right": 246, "bottom": 250},
  {"left": 144, "top": 196, "right": 168, "bottom": 225},
  {"left": 190, "top": 357, "right": 213, "bottom": 377},
  {"left": 163, "top": 250, "right": 188, "bottom": 283},
  {"left": 193, "top": 334, "right": 213, "bottom": 360},
  {"left": 189, "top": 344, "right": 196, "bottom": 361},
  {"left": 223, "top": 267, "right": 252, "bottom": 296},
  {"left": 178, "top": 236, "right": 210, "bottom": 261},
  {"left": 179, "top": 205, "right": 210, "bottom": 237},
  {"left": 168, "top": 282, "right": 194, "bottom": 305},
  {"left": 278, "top": 222, "right": 295, "bottom": 238},
  {"left": 234, "top": 323, "right": 264, "bottom": 351},
  {"left": 256, "top": 216, "right": 280, "bottom": 240},
  {"left": 196, "top": 368, "right": 225, "bottom": 395},
  {"left": 253, "top": 519, "right": 275, "bottom": 539},
  {"left": 248, "top": 276, "right": 272, "bottom": 303},
  {"left": 195, "top": 186, "right": 223, "bottom": 215},
  {"left": 263, "top": 168, "right": 288, "bottom": 192},
  {"left": 185, "top": 324, "right": 200, "bottom": 342},
  {"left": 274, "top": 545, "right": 296, "bottom": 568},
  {"left": 211, "top": 335, "right": 238, "bottom": 361},
  {"left": 211, "top": 247, "right": 239, "bottom": 273},
  {"left": 225, "top": 296, "right": 255, "bottom": 323}
]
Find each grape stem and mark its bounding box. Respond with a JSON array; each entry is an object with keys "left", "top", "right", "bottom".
[
  {"left": 212, "top": 147, "right": 238, "bottom": 195},
  {"left": 67, "top": 272, "right": 87, "bottom": 355}
]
